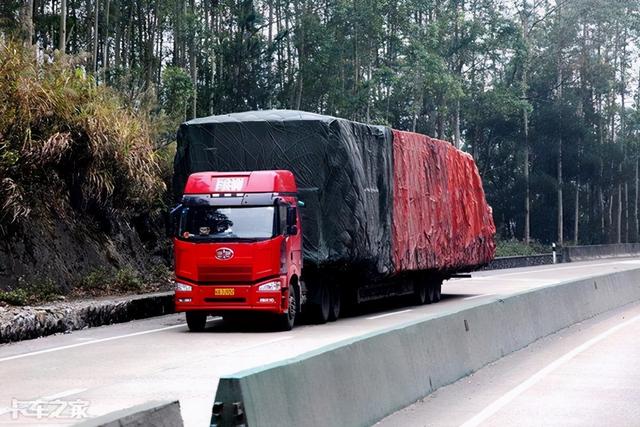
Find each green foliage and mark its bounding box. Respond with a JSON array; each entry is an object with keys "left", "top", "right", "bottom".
[
  {"left": 113, "top": 268, "right": 144, "bottom": 293},
  {"left": 0, "top": 288, "right": 30, "bottom": 306},
  {"left": 78, "top": 267, "right": 144, "bottom": 294},
  {"left": 160, "top": 66, "right": 194, "bottom": 122},
  {"left": 495, "top": 240, "right": 550, "bottom": 257},
  {"left": 77, "top": 265, "right": 169, "bottom": 297},
  {"left": 0, "top": 278, "right": 60, "bottom": 306}
]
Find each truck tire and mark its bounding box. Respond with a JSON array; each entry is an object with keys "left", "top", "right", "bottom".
[
  {"left": 432, "top": 279, "right": 442, "bottom": 303},
  {"left": 328, "top": 285, "right": 341, "bottom": 321},
  {"left": 412, "top": 282, "right": 427, "bottom": 305},
  {"left": 426, "top": 283, "right": 436, "bottom": 304},
  {"left": 275, "top": 286, "right": 298, "bottom": 331},
  {"left": 310, "top": 284, "right": 331, "bottom": 324},
  {"left": 186, "top": 312, "right": 207, "bottom": 332}
]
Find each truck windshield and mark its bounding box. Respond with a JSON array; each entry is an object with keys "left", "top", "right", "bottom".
[{"left": 179, "top": 206, "right": 275, "bottom": 241}]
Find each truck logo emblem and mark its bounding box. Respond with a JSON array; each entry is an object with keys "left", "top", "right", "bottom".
[{"left": 215, "top": 248, "right": 234, "bottom": 260}]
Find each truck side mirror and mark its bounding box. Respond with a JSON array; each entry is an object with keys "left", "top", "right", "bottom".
[{"left": 286, "top": 207, "right": 298, "bottom": 235}]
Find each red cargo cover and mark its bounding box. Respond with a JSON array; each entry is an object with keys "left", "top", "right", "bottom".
[{"left": 391, "top": 130, "right": 496, "bottom": 272}]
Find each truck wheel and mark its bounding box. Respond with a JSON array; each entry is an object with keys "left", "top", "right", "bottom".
[
  {"left": 328, "top": 285, "right": 341, "bottom": 321},
  {"left": 275, "top": 287, "right": 298, "bottom": 331},
  {"left": 426, "top": 283, "right": 436, "bottom": 304},
  {"left": 432, "top": 280, "right": 442, "bottom": 303},
  {"left": 412, "top": 282, "right": 427, "bottom": 305},
  {"left": 311, "top": 284, "right": 331, "bottom": 324},
  {"left": 186, "top": 312, "right": 207, "bottom": 332}
]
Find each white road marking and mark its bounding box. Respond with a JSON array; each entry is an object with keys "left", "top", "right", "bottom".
[
  {"left": 367, "top": 309, "right": 413, "bottom": 320},
  {"left": 463, "top": 294, "right": 494, "bottom": 301},
  {"left": 0, "top": 324, "right": 186, "bottom": 363},
  {"left": 41, "top": 388, "right": 88, "bottom": 401},
  {"left": 460, "top": 313, "right": 640, "bottom": 427}
]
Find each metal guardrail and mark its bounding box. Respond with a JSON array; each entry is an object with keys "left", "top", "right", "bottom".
[
  {"left": 484, "top": 253, "right": 561, "bottom": 271},
  {"left": 484, "top": 242, "right": 640, "bottom": 271}
]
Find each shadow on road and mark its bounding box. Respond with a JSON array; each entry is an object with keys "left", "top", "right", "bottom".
[{"left": 185, "top": 291, "right": 475, "bottom": 333}]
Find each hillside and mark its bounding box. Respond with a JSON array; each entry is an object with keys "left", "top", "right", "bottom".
[{"left": 0, "top": 43, "right": 171, "bottom": 302}]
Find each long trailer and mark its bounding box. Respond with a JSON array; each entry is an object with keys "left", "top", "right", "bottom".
[{"left": 172, "top": 110, "right": 496, "bottom": 330}]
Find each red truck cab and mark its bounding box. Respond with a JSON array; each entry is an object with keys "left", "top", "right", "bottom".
[{"left": 172, "top": 170, "right": 303, "bottom": 331}]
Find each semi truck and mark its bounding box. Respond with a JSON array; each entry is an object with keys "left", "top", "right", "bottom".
[{"left": 172, "top": 110, "right": 496, "bottom": 331}]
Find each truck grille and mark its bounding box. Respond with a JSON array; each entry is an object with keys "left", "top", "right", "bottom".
[
  {"left": 204, "top": 297, "right": 246, "bottom": 303},
  {"left": 198, "top": 266, "right": 253, "bottom": 282}
]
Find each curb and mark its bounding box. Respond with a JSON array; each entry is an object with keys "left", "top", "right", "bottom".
[{"left": 0, "top": 292, "right": 174, "bottom": 343}]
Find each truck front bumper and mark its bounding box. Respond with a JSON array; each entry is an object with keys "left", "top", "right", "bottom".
[{"left": 174, "top": 277, "right": 288, "bottom": 315}]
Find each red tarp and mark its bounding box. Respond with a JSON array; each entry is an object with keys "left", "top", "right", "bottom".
[{"left": 391, "top": 130, "right": 496, "bottom": 272}]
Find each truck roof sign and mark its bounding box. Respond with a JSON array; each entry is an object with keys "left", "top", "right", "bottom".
[
  {"left": 214, "top": 177, "right": 246, "bottom": 192},
  {"left": 184, "top": 171, "right": 297, "bottom": 194}
]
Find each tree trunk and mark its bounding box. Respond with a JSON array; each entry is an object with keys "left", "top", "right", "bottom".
[
  {"left": 102, "top": 0, "right": 110, "bottom": 73},
  {"left": 556, "top": 2, "right": 563, "bottom": 246},
  {"left": 636, "top": 157, "right": 639, "bottom": 242},
  {"left": 574, "top": 182, "right": 579, "bottom": 244},
  {"left": 19, "top": 0, "right": 34, "bottom": 46},
  {"left": 59, "top": 0, "right": 66, "bottom": 53},
  {"left": 189, "top": 0, "right": 197, "bottom": 118},
  {"left": 93, "top": 0, "right": 100, "bottom": 73},
  {"left": 625, "top": 182, "right": 629, "bottom": 243},
  {"left": 558, "top": 139, "right": 564, "bottom": 246},
  {"left": 523, "top": 76, "right": 530, "bottom": 245},
  {"left": 617, "top": 184, "right": 622, "bottom": 243},
  {"left": 454, "top": 99, "right": 461, "bottom": 149}
]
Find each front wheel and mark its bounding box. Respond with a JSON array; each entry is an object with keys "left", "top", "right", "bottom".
[
  {"left": 186, "top": 312, "right": 207, "bottom": 332},
  {"left": 275, "top": 286, "right": 298, "bottom": 331}
]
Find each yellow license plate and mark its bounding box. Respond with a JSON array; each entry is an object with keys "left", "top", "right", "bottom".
[{"left": 215, "top": 288, "right": 235, "bottom": 296}]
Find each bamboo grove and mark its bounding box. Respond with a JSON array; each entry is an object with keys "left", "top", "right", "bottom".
[{"left": 2, "top": 0, "right": 640, "bottom": 247}]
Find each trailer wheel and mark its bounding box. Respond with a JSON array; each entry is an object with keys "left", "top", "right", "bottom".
[
  {"left": 328, "top": 285, "right": 341, "bottom": 321},
  {"left": 186, "top": 312, "right": 207, "bottom": 332},
  {"left": 432, "top": 280, "right": 442, "bottom": 303},
  {"left": 412, "top": 282, "right": 427, "bottom": 305},
  {"left": 275, "top": 286, "right": 298, "bottom": 331},
  {"left": 310, "top": 284, "right": 331, "bottom": 324},
  {"left": 426, "top": 283, "right": 436, "bottom": 304}
]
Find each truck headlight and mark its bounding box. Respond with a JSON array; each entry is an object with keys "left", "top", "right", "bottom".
[
  {"left": 175, "top": 282, "right": 192, "bottom": 292},
  {"left": 258, "top": 281, "right": 281, "bottom": 292}
]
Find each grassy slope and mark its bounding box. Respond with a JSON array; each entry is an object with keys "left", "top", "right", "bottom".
[{"left": 0, "top": 43, "right": 172, "bottom": 304}]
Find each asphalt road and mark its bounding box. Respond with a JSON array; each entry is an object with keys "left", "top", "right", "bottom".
[
  {"left": 377, "top": 295, "right": 640, "bottom": 427},
  {"left": 1, "top": 258, "right": 640, "bottom": 426}
]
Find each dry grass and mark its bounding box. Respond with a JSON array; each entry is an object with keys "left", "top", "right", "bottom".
[{"left": 0, "top": 42, "right": 166, "bottom": 227}]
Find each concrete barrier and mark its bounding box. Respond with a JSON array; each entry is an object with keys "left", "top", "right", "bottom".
[
  {"left": 212, "top": 268, "right": 640, "bottom": 427},
  {"left": 563, "top": 243, "right": 640, "bottom": 262},
  {"left": 74, "top": 400, "right": 182, "bottom": 427}
]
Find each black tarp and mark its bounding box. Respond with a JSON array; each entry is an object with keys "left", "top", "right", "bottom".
[{"left": 173, "top": 110, "right": 394, "bottom": 275}]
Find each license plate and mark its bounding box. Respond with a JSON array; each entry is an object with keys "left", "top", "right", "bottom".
[{"left": 215, "top": 288, "right": 235, "bottom": 296}]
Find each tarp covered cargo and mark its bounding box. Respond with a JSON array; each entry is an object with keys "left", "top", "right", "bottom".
[
  {"left": 391, "top": 130, "right": 496, "bottom": 272},
  {"left": 173, "top": 110, "right": 394, "bottom": 274},
  {"left": 173, "top": 110, "right": 495, "bottom": 277}
]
